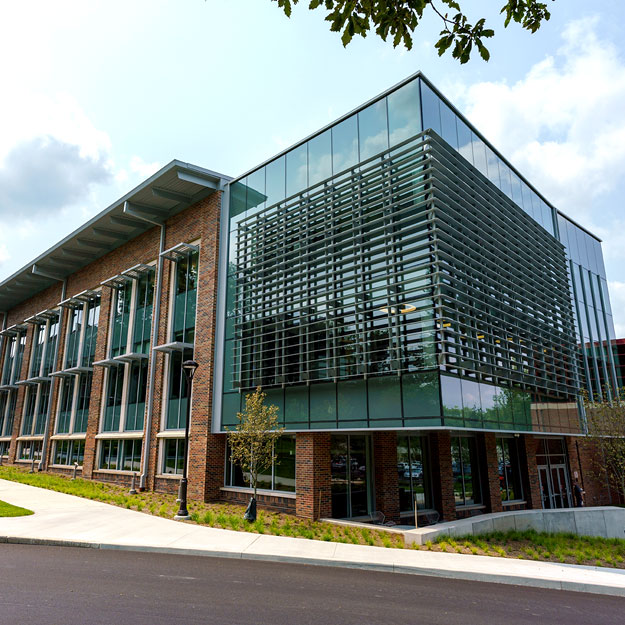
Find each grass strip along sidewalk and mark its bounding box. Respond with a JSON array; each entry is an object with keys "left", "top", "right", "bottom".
[
  {"left": 0, "top": 499, "right": 33, "bottom": 517},
  {"left": 2, "top": 465, "right": 625, "bottom": 568},
  {"left": 0, "top": 466, "right": 403, "bottom": 548}
]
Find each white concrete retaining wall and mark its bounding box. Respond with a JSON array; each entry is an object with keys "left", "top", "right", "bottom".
[{"left": 404, "top": 507, "right": 625, "bottom": 546}]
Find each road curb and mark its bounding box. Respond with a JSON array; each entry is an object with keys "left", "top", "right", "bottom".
[{"left": 3, "top": 535, "right": 625, "bottom": 597}]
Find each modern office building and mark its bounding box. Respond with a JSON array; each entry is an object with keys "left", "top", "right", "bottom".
[{"left": 0, "top": 72, "right": 620, "bottom": 522}]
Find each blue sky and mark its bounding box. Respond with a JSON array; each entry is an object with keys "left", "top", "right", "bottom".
[{"left": 1, "top": 0, "right": 624, "bottom": 331}]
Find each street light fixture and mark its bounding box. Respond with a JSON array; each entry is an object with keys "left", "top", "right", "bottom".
[{"left": 174, "top": 359, "right": 199, "bottom": 520}]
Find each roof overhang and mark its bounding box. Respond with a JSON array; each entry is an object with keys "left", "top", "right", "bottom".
[{"left": 0, "top": 160, "right": 231, "bottom": 312}]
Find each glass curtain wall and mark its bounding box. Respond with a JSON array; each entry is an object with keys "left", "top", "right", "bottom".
[
  {"left": 556, "top": 214, "right": 617, "bottom": 400},
  {"left": 420, "top": 79, "right": 556, "bottom": 236}
]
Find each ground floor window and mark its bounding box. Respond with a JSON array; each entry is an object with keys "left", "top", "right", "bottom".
[
  {"left": 451, "top": 436, "right": 483, "bottom": 507},
  {"left": 18, "top": 439, "right": 43, "bottom": 461},
  {"left": 99, "top": 438, "right": 142, "bottom": 471},
  {"left": 224, "top": 435, "right": 296, "bottom": 492},
  {"left": 331, "top": 434, "right": 372, "bottom": 518},
  {"left": 496, "top": 437, "right": 523, "bottom": 502},
  {"left": 162, "top": 438, "right": 185, "bottom": 475},
  {"left": 397, "top": 435, "right": 433, "bottom": 512},
  {"left": 0, "top": 440, "right": 10, "bottom": 456},
  {"left": 53, "top": 439, "right": 85, "bottom": 466}
]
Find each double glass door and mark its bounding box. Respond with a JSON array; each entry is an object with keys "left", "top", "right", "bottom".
[
  {"left": 330, "top": 435, "right": 372, "bottom": 518},
  {"left": 538, "top": 464, "right": 571, "bottom": 509},
  {"left": 536, "top": 438, "right": 572, "bottom": 509}
]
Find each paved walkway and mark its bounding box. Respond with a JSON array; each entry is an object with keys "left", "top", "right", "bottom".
[{"left": 1, "top": 479, "right": 625, "bottom": 597}]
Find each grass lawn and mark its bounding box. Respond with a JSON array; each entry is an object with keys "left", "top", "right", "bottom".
[
  {"left": 0, "top": 499, "right": 34, "bottom": 517},
  {"left": 419, "top": 530, "right": 625, "bottom": 569},
  {"left": 0, "top": 466, "right": 403, "bottom": 548}
]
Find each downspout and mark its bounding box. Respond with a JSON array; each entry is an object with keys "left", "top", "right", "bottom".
[
  {"left": 40, "top": 279, "right": 67, "bottom": 470},
  {"left": 124, "top": 203, "right": 165, "bottom": 491}
]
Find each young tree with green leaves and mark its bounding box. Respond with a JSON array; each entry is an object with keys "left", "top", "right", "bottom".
[
  {"left": 274, "top": 0, "right": 554, "bottom": 63},
  {"left": 227, "top": 387, "right": 284, "bottom": 521},
  {"left": 584, "top": 388, "right": 625, "bottom": 504}
]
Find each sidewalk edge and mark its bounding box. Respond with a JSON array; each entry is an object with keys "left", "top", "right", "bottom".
[{"left": 2, "top": 535, "right": 625, "bottom": 597}]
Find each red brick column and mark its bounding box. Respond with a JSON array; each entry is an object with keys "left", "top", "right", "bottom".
[
  {"left": 429, "top": 431, "right": 456, "bottom": 521},
  {"left": 296, "top": 432, "right": 331, "bottom": 519},
  {"left": 521, "top": 435, "right": 542, "bottom": 509},
  {"left": 373, "top": 431, "right": 400, "bottom": 523},
  {"left": 481, "top": 432, "right": 503, "bottom": 514}
]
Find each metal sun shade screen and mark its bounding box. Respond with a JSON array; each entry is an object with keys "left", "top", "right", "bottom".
[{"left": 229, "top": 132, "right": 578, "bottom": 401}]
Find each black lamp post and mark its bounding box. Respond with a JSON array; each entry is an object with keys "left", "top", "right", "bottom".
[{"left": 174, "top": 359, "right": 199, "bottom": 520}]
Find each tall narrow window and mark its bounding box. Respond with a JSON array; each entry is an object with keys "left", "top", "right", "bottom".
[
  {"left": 132, "top": 274, "right": 154, "bottom": 353},
  {"left": 96, "top": 266, "right": 154, "bottom": 472},
  {"left": 65, "top": 307, "right": 83, "bottom": 369},
  {"left": 496, "top": 437, "right": 523, "bottom": 502},
  {"left": 81, "top": 299, "right": 100, "bottom": 367},
  {"left": 451, "top": 436, "right": 483, "bottom": 507},
  {"left": 110, "top": 285, "right": 132, "bottom": 357},
  {"left": 173, "top": 251, "right": 198, "bottom": 344}
]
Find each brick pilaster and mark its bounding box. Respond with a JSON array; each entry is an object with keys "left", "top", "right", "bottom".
[
  {"left": 429, "top": 431, "right": 456, "bottom": 521},
  {"left": 373, "top": 431, "right": 400, "bottom": 523},
  {"left": 521, "top": 435, "right": 542, "bottom": 509},
  {"left": 482, "top": 432, "right": 503, "bottom": 513},
  {"left": 296, "top": 432, "right": 331, "bottom": 519}
]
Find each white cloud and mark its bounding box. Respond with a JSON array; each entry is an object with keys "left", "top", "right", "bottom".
[
  {"left": 456, "top": 17, "right": 625, "bottom": 225},
  {"left": 130, "top": 156, "right": 161, "bottom": 179},
  {"left": 0, "top": 244, "right": 8, "bottom": 267},
  {"left": 0, "top": 91, "right": 114, "bottom": 220}
]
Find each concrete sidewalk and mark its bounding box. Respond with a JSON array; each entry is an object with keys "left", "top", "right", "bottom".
[{"left": 2, "top": 479, "right": 625, "bottom": 597}]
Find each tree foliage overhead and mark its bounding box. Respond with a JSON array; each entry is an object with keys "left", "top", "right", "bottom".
[
  {"left": 274, "top": 0, "right": 554, "bottom": 63},
  {"left": 227, "top": 387, "right": 284, "bottom": 500},
  {"left": 584, "top": 388, "right": 625, "bottom": 504}
]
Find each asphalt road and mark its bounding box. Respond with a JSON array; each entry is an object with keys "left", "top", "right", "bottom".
[{"left": 1, "top": 544, "right": 623, "bottom": 625}]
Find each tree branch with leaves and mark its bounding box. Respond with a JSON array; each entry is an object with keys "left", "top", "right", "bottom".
[
  {"left": 584, "top": 388, "right": 625, "bottom": 505},
  {"left": 227, "top": 387, "right": 284, "bottom": 520},
  {"left": 273, "top": 0, "right": 554, "bottom": 63}
]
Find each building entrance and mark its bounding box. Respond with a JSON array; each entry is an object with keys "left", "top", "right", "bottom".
[
  {"left": 330, "top": 434, "right": 372, "bottom": 518},
  {"left": 537, "top": 438, "right": 572, "bottom": 509}
]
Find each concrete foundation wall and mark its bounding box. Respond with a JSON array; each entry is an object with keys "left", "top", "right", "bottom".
[{"left": 404, "top": 507, "right": 625, "bottom": 546}]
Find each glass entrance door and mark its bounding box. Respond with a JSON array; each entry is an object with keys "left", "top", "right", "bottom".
[
  {"left": 538, "top": 460, "right": 572, "bottom": 509},
  {"left": 330, "top": 434, "right": 372, "bottom": 518}
]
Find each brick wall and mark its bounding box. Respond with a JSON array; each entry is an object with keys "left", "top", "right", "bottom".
[
  {"left": 429, "top": 431, "right": 456, "bottom": 521},
  {"left": 372, "top": 431, "right": 400, "bottom": 523},
  {"left": 295, "top": 432, "right": 331, "bottom": 519},
  {"left": 482, "top": 432, "right": 503, "bottom": 514},
  {"left": 520, "top": 435, "right": 542, "bottom": 509},
  {"left": 567, "top": 436, "right": 620, "bottom": 506},
  {"left": 1, "top": 191, "right": 224, "bottom": 506},
  {"left": 221, "top": 489, "right": 296, "bottom": 514}
]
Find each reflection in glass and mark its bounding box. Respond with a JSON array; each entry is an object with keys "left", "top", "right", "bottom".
[
  {"left": 308, "top": 129, "right": 332, "bottom": 185},
  {"left": 388, "top": 80, "right": 421, "bottom": 146},
  {"left": 286, "top": 143, "right": 308, "bottom": 196},
  {"left": 358, "top": 99, "right": 389, "bottom": 161},
  {"left": 265, "top": 156, "right": 285, "bottom": 207},
  {"left": 451, "top": 436, "right": 482, "bottom": 507},
  {"left": 440, "top": 101, "right": 458, "bottom": 150},
  {"left": 397, "top": 435, "right": 432, "bottom": 513},
  {"left": 332, "top": 116, "right": 358, "bottom": 174},
  {"left": 420, "top": 80, "right": 441, "bottom": 134}
]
